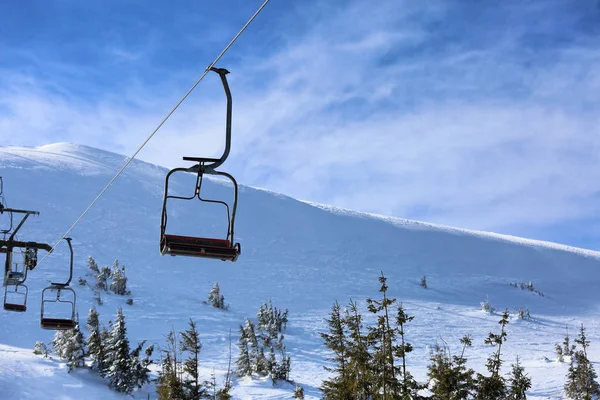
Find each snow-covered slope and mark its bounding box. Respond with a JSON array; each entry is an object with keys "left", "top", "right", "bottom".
[{"left": 1, "top": 143, "right": 599, "bottom": 399}]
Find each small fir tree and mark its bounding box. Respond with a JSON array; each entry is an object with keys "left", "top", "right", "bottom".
[
  {"left": 179, "top": 319, "right": 205, "bottom": 399},
  {"left": 564, "top": 324, "right": 600, "bottom": 399},
  {"left": 33, "top": 341, "right": 49, "bottom": 358},
  {"left": 105, "top": 307, "right": 132, "bottom": 393},
  {"left": 87, "top": 306, "right": 107, "bottom": 374},
  {"left": 319, "top": 300, "right": 353, "bottom": 399},
  {"left": 88, "top": 256, "right": 99, "bottom": 274},
  {"left": 109, "top": 261, "right": 129, "bottom": 296},
  {"left": 64, "top": 314, "right": 86, "bottom": 372},
  {"left": 506, "top": 356, "right": 531, "bottom": 400},
  {"left": 344, "top": 298, "right": 373, "bottom": 398},
  {"left": 208, "top": 282, "right": 227, "bottom": 309},
  {"left": 420, "top": 274, "right": 427, "bottom": 288},
  {"left": 236, "top": 323, "right": 252, "bottom": 377},
  {"left": 475, "top": 310, "right": 509, "bottom": 399}
]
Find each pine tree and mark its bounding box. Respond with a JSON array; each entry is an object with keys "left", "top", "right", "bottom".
[
  {"left": 65, "top": 314, "right": 86, "bottom": 372},
  {"left": 109, "top": 261, "right": 129, "bottom": 296},
  {"left": 320, "top": 300, "right": 353, "bottom": 399},
  {"left": 88, "top": 256, "right": 99, "bottom": 274},
  {"left": 105, "top": 307, "right": 132, "bottom": 393},
  {"left": 52, "top": 329, "right": 69, "bottom": 359},
  {"left": 366, "top": 271, "right": 402, "bottom": 398},
  {"left": 565, "top": 324, "right": 600, "bottom": 399},
  {"left": 128, "top": 340, "right": 154, "bottom": 391},
  {"left": 87, "top": 306, "right": 108, "bottom": 375},
  {"left": 395, "top": 302, "right": 421, "bottom": 397},
  {"left": 293, "top": 383, "right": 305, "bottom": 399},
  {"left": 426, "top": 335, "right": 475, "bottom": 400},
  {"left": 236, "top": 323, "right": 252, "bottom": 377},
  {"left": 344, "top": 298, "right": 373, "bottom": 398},
  {"left": 33, "top": 341, "right": 49, "bottom": 358},
  {"left": 156, "top": 350, "right": 185, "bottom": 400},
  {"left": 475, "top": 310, "right": 509, "bottom": 399},
  {"left": 208, "top": 282, "right": 226, "bottom": 309},
  {"left": 506, "top": 356, "right": 531, "bottom": 400},
  {"left": 96, "top": 265, "right": 111, "bottom": 291},
  {"left": 179, "top": 318, "right": 205, "bottom": 399}
]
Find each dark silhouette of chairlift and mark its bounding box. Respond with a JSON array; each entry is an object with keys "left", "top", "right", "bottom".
[
  {"left": 160, "top": 67, "right": 241, "bottom": 262},
  {"left": 40, "top": 238, "right": 76, "bottom": 330}
]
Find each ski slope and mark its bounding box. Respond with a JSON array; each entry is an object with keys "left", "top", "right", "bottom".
[{"left": 0, "top": 143, "right": 599, "bottom": 399}]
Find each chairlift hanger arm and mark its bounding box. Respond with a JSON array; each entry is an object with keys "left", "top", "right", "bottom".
[
  {"left": 6, "top": 209, "right": 40, "bottom": 241},
  {"left": 0, "top": 240, "right": 52, "bottom": 253},
  {"left": 185, "top": 67, "right": 232, "bottom": 174},
  {"left": 49, "top": 237, "right": 73, "bottom": 287}
]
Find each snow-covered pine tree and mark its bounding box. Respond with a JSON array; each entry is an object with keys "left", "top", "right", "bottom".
[
  {"left": 52, "top": 329, "right": 69, "bottom": 359},
  {"left": 506, "top": 355, "right": 531, "bottom": 400},
  {"left": 33, "top": 341, "right": 49, "bottom": 357},
  {"left": 179, "top": 318, "right": 205, "bottom": 399},
  {"left": 208, "top": 282, "right": 226, "bottom": 309},
  {"left": 293, "top": 383, "right": 305, "bottom": 399},
  {"left": 64, "top": 313, "right": 86, "bottom": 372},
  {"left": 236, "top": 323, "right": 252, "bottom": 377},
  {"left": 366, "top": 272, "right": 402, "bottom": 398},
  {"left": 109, "top": 261, "right": 129, "bottom": 296},
  {"left": 96, "top": 265, "right": 111, "bottom": 291},
  {"left": 420, "top": 274, "right": 427, "bottom": 288},
  {"left": 88, "top": 256, "right": 99, "bottom": 274},
  {"left": 105, "top": 307, "right": 133, "bottom": 393},
  {"left": 319, "top": 300, "right": 353, "bottom": 399},
  {"left": 87, "top": 306, "right": 108, "bottom": 375},
  {"left": 475, "top": 310, "right": 509, "bottom": 399}
]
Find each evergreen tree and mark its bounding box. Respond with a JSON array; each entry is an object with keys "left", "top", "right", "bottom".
[
  {"left": 565, "top": 324, "right": 600, "bottom": 399},
  {"left": 236, "top": 323, "right": 252, "bottom": 377},
  {"left": 105, "top": 307, "right": 132, "bottom": 393},
  {"left": 319, "top": 300, "right": 353, "bottom": 399},
  {"left": 366, "top": 271, "right": 402, "bottom": 398},
  {"left": 86, "top": 306, "right": 108, "bottom": 375},
  {"left": 128, "top": 340, "right": 154, "bottom": 391},
  {"left": 475, "top": 310, "right": 509, "bottom": 400},
  {"left": 96, "top": 265, "right": 111, "bottom": 291},
  {"left": 293, "top": 383, "right": 305, "bottom": 399},
  {"left": 52, "top": 329, "right": 69, "bottom": 359},
  {"left": 33, "top": 341, "right": 49, "bottom": 358},
  {"left": 506, "top": 356, "right": 531, "bottom": 400},
  {"left": 395, "top": 302, "right": 421, "bottom": 397},
  {"left": 156, "top": 350, "right": 185, "bottom": 400},
  {"left": 179, "top": 318, "right": 205, "bottom": 399},
  {"left": 427, "top": 335, "right": 475, "bottom": 400},
  {"left": 208, "top": 282, "right": 227, "bottom": 309},
  {"left": 344, "top": 298, "right": 373, "bottom": 399},
  {"left": 88, "top": 256, "right": 99, "bottom": 274},
  {"left": 109, "top": 261, "right": 129, "bottom": 296},
  {"left": 64, "top": 314, "right": 86, "bottom": 372}
]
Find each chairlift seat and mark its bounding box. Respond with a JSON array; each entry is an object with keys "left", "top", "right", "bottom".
[
  {"left": 160, "top": 234, "right": 240, "bottom": 261},
  {"left": 4, "top": 303, "right": 26, "bottom": 312},
  {"left": 41, "top": 318, "right": 76, "bottom": 330}
]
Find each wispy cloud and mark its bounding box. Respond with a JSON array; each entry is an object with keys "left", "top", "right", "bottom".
[{"left": 1, "top": 0, "right": 600, "bottom": 246}]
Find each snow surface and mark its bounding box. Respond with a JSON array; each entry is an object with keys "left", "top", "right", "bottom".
[{"left": 0, "top": 143, "right": 599, "bottom": 399}]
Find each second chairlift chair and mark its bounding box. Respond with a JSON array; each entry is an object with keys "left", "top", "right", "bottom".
[
  {"left": 160, "top": 67, "right": 241, "bottom": 262},
  {"left": 40, "top": 237, "right": 77, "bottom": 330}
]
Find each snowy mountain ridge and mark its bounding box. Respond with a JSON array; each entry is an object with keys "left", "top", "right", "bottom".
[{"left": 0, "top": 142, "right": 599, "bottom": 399}]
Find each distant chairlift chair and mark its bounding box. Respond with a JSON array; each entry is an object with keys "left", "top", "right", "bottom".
[
  {"left": 40, "top": 238, "right": 76, "bottom": 330},
  {"left": 159, "top": 67, "right": 241, "bottom": 262},
  {"left": 3, "top": 255, "right": 28, "bottom": 312}
]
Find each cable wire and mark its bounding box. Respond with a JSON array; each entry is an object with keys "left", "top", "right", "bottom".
[{"left": 38, "top": 0, "right": 271, "bottom": 263}]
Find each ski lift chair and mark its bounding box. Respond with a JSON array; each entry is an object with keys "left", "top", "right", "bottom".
[
  {"left": 3, "top": 257, "right": 28, "bottom": 311},
  {"left": 159, "top": 67, "right": 241, "bottom": 262},
  {"left": 4, "top": 283, "right": 28, "bottom": 312},
  {"left": 40, "top": 237, "right": 76, "bottom": 330}
]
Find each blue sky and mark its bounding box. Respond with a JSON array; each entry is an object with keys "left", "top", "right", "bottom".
[{"left": 1, "top": 0, "right": 600, "bottom": 249}]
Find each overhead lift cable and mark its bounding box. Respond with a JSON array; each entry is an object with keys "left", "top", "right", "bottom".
[{"left": 37, "top": 0, "right": 271, "bottom": 266}]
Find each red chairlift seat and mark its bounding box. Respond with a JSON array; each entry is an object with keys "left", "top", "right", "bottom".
[
  {"left": 3, "top": 302, "right": 26, "bottom": 312},
  {"left": 40, "top": 318, "right": 76, "bottom": 330},
  {"left": 160, "top": 234, "right": 240, "bottom": 261}
]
